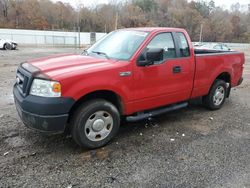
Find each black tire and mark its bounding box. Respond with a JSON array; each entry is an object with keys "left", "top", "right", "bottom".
[
  {"left": 203, "top": 79, "right": 227, "bottom": 110},
  {"left": 71, "top": 99, "right": 120, "bottom": 149},
  {"left": 3, "top": 43, "right": 7, "bottom": 50},
  {"left": 11, "top": 44, "right": 17, "bottom": 50},
  {"left": 3, "top": 43, "right": 11, "bottom": 50}
]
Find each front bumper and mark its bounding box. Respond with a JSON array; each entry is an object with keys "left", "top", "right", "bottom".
[
  {"left": 11, "top": 43, "right": 17, "bottom": 49},
  {"left": 13, "top": 85, "right": 75, "bottom": 133}
]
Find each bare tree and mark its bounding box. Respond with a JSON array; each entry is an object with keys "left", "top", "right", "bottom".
[{"left": 0, "top": 0, "right": 249, "bottom": 42}]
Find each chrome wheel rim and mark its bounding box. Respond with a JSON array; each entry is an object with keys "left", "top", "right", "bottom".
[
  {"left": 85, "top": 111, "right": 113, "bottom": 142},
  {"left": 213, "top": 86, "right": 225, "bottom": 106}
]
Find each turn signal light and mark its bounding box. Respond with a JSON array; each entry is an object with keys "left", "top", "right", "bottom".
[{"left": 52, "top": 83, "right": 61, "bottom": 93}]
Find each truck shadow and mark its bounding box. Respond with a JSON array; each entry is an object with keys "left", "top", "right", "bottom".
[{"left": 117, "top": 98, "right": 206, "bottom": 137}]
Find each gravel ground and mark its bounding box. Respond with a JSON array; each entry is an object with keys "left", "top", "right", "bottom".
[{"left": 0, "top": 47, "right": 249, "bottom": 188}]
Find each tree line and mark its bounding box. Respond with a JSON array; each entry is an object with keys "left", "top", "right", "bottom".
[{"left": 0, "top": 0, "right": 250, "bottom": 42}]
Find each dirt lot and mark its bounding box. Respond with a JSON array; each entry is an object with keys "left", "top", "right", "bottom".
[{"left": 0, "top": 47, "right": 250, "bottom": 188}]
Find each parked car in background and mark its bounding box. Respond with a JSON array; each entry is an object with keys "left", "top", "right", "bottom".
[
  {"left": 195, "top": 43, "right": 232, "bottom": 51},
  {"left": 193, "top": 42, "right": 203, "bottom": 47},
  {"left": 0, "top": 38, "right": 18, "bottom": 50}
]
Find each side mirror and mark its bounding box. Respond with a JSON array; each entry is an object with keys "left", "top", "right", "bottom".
[{"left": 137, "top": 48, "right": 164, "bottom": 66}]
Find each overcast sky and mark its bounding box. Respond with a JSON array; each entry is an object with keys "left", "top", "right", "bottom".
[
  {"left": 211, "top": 0, "right": 250, "bottom": 9},
  {"left": 52, "top": 0, "right": 250, "bottom": 9}
]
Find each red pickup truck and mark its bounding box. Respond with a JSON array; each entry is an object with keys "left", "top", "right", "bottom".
[{"left": 14, "top": 27, "right": 244, "bottom": 148}]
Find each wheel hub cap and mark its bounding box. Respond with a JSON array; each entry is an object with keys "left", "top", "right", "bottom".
[
  {"left": 92, "top": 119, "right": 105, "bottom": 132},
  {"left": 213, "top": 86, "right": 225, "bottom": 106},
  {"left": 84, "top": 111, "right": 114, "bottom": 142}
]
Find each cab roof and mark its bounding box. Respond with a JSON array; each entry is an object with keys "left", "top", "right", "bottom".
[{"left": 119, "top": 27, "right": 187, "bottom": 33}]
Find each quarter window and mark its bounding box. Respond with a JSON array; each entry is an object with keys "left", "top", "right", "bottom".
[{"left": 176, "top": 32, "right": 190, "bottom": 57}]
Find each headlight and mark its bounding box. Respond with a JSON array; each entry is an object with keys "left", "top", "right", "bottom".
[{"left": 30, "top": 79, "right": 61, "bottom": 97}]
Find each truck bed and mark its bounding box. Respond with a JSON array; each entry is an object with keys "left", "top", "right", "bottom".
[{"left": 191, "top": 50, "right": 244, "bottom": 98}]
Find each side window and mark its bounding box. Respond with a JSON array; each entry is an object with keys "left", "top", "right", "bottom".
[
  {"left": 146, "top": 33, "right": 176, "bottom": 64},
  {"left": 214, "top": 45, "right": 222, "bottom": 50},
  {"left": 222, "top": 45, "right": 229, "bottom": 50},
  {"left": 176, "top": 32, "right": 190, "bottom": 57}
]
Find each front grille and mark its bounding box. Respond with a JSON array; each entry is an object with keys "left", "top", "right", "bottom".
[{"left": 16, "top": 66, "right": 33, "bottom": 96}]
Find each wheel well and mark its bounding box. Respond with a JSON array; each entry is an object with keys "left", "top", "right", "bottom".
[
  {"left": 68, "top": 90, "right": 124, "bottom": 122},
  {"left": 216, "top": 72, "right": 231, "bottom": 84},
  {"left": 213, "top": 72, "right": 231, "bottom": 98}
]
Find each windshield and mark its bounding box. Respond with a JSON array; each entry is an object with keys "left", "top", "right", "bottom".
[{"left": 87, "top": 30, "right": 149, "bottom": 60}]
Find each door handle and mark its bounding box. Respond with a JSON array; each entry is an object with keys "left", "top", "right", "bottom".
[{"left": 173, "top": 66, "right": 182, "bottom": 73}]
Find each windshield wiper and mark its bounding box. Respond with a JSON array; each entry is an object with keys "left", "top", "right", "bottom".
[{"left": 91, "top": 51, "right": 109, "bottom": 59}]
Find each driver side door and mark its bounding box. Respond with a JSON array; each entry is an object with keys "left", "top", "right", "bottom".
[{"left": 132, "top": 32, "right": 193, "bottom": 112}]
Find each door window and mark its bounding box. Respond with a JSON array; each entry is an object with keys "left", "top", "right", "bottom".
[{"left": 142, "top": 33, "right": 176, "bottom": 64}]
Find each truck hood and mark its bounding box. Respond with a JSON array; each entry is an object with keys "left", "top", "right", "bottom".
[{"left": 27, "top": 54, "right": 118, "bottom": 79}]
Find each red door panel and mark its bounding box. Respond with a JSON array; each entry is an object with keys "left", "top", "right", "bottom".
[{"left": 131, "top": 32, "right": 194, "bottom": 112}]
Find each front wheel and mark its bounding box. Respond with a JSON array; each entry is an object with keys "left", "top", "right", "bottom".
[
  {"left": 71, "top": 99, "right": 120, "bottom": 149},
  {"left": 3, "top": 43, "right": 11, "bottom": 50},
  {"left": 203, "top": 79, "right": 227, "bottom": 110},
  {"left": 3, "top": 43, "right": 7, "bottom": 50}
]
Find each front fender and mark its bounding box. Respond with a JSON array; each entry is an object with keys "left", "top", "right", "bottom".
[{"left": 61, "top": 71, "right": 133, "bottom": 107}]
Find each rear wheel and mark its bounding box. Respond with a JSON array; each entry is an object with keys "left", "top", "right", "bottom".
[
  {"left": 11, "top": 45, "right": 16, "bottom": 50},
  {"left": 71, "top": 99, "right": 120, "bottom": 149},
  {"left": 203, "top": 79, "right": 227, "bottom": 110}
]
